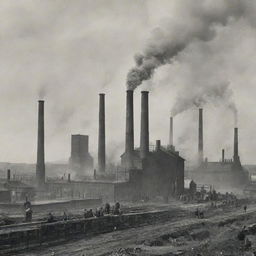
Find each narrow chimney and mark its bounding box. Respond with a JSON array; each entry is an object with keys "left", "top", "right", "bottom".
[
  {"left": 198, "top": 108, "right": 204, "bottom": 164},
  {"left": 98, "top": 93, "right": 106, "bottom": 172},
  {"left": 36, "top": 100, "right": 45, "bottom": 188},
  {"left": 7, "top": 169, "right": 11, "bottom": 181},
  {"left": 169, "top": 117, "right": 173, "bottom": 146},
  {"left": 233, "top": 127, "right": 239, "bottom": 162},
  {"left": 156, "top": 140, "right": 161, "bottom": 151},
  {"left": 140, "top": 91, "right": 149, "bottom": 158},
  {"left": 222, "top": 149, "right": 225, "bottom": 163},
  {"left": 125, "top": 90, "right": 134, "bottom": 168}
]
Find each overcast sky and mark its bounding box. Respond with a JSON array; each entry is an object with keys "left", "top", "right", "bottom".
[{"left": 1, "top": 0, "right": 256, "bottom": 166}]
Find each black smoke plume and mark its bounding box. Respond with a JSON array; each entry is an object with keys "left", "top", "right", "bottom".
[{"left": 126, "top": 0, "right": 246, "bottom": 90}]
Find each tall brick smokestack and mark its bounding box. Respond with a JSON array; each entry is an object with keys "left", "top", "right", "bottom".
[
  {"left": 98, "top": 93, "right": 106, "bottom": 172},
  {"left": 125, "top": 90, "right": 134, "bottom": 168},
  {"left": 198, "top": 108, "right": 203, "bottom": 164},
  {"left": 169, "top": 117, "right": 173, "bottom": 146},
  {"left": 36, "top": 100, "right": 45, "bottom": 187},
  {"left": 233, "top": 127, "right": 240, "bottom": 162},
  {"left": 140, "top": 91, "right": 149, "bottom": 159},
  {"left": 222, "top": 149, "right": 225, "bottom": 163}
]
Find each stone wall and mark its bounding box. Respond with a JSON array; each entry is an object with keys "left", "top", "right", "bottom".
[{"left": 0, "top": 209, "right": 180, "bottom": 254}]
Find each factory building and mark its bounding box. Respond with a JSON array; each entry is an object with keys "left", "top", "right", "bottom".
[
  {"left": 189, "top": 109, "right": 249, "bottom": 191},
  {"left": 120, "top": 90, "right": 185, "bottom": 201},
  {"left": 69, "top": 134, "right": 94, "bottom": 176},
  {"left": 11, "top": 90, "right": 185, "bottom": 204},
  {"left": 0, "top": 170, "right": 35, "bottom": 203}
]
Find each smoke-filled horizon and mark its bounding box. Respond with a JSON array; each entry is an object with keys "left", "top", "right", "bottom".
[{"left": 1, "top": 0, "right": 256, "bottom": 165}]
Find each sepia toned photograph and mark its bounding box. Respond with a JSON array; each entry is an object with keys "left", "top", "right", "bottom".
[{"left": 0, "top": 0, "right": 256, "bottom": 255}]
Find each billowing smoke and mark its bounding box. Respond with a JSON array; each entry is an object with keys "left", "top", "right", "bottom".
[
  {"left": 171, "top": 82, "right": 238, "bottom": 125},
  {"left": 126, "top": 0, "right": 246, "bottom": 90}
]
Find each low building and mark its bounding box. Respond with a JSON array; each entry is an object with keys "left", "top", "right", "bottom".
[{"left": 120, "top": 141, "right": 185, "bottom": 202}]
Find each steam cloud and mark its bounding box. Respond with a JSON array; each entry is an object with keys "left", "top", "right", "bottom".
[
  {"left": 126, "top": 0, "right": 246, "bottom": 90},
  {"left": 171, "top": 82, "right": 238, "bottom": 126}
]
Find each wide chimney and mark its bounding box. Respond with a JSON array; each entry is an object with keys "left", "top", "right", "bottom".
[
  {"left": 125, "top": 90, "right": 134, "bottom": 168},
  {"left": 140, "top": 91, "right": 149, "bottom": 159},
  {"left": 169, "top": 117, "right": 173, "bottom": 146},
  {"left": 233, "top": 127, "right": 240, "bottom": 162},
  {"left": 36, "top": 100, "right": 45, "bottom": 188},
  {"left": 198, "top": 108, "right": 204, "bottom": 164},
  {"left": 98, "top": 93, "right": 106, "bottom": 172}
]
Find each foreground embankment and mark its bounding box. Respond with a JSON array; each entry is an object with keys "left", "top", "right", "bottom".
[{"left": 0, "top": 207, "right": 186, "bottom": 255}]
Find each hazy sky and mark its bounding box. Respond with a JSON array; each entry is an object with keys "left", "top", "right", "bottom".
[{"left": 1, "top": 0, "right": 256, "bottom": 166}]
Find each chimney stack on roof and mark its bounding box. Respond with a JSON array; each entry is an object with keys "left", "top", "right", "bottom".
[
  {"left": 140, "top": 91, "right": 149, "bottom": 159},
  {"left": 125, "top": 90, "right": 134, "bottom": 168}
]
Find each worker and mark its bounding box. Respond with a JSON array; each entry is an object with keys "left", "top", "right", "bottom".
[
  {"left": 244, "top": 205, "right": 247, "bottom": 213},
  {"left": 95, "top": 208, "right": 100, "bottom": 217},
  {"left": 83, "top": 208, "right": 88, "bottom": 218},
  {"left": 47, "top": 212, "right": 55, "bottom": 223},
  {"left": 87, "top": 209, "right": 94, "bottom": 218},
  {"left": 99, "top": 207, "right": 104, "bottom": 217},
  {"left": 25, "top": 207, "right": 32, "bottom": 222},
  {"left": 63, "top": 211, "right": 68, "bottom": 221},
  {"left": 105, "top": 203, "right": 110, "bottom": 214},
  {"left": 113, "top": 202, "right": 121, "bottom": 215},
  {"left": 195, "top": 208, "right": 199, "bottom": 218},
  {"left": 23, "top": 198, "right": 31, "bottom": 210}
]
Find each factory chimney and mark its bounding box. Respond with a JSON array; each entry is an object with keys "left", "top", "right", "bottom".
[
  {"left": 169, "top": 117, "right": 173, "bottom": 146},
  {"left": 7, "top": 169, "right": 11, "bottom": 181},
  {"left": 140, "top": 91, "right": 149, "bottom": 159},
  {"left": 98, "top": 93, "right": 106, "bottom": 172},
  {"left": 222, "top": 149, "right": 225, "bottom": 163},
  {"left": 125, "top": 90, "right": 134, "bottom": 168},
  {"left": 233, "top": 127, "right": 240, "bottom": 163},
  {"left": 36, "top": 100, "right": 45, "bottom": 188},
  {"left": 198, "top": 108, "right": 204, "bottom": 164}
]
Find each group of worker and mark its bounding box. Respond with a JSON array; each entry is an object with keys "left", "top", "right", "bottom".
[{"left": 84, "top": 202, "right": 122, "bottom": 218}]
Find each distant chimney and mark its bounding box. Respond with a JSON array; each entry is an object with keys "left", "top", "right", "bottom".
[
  {"left": 125, "top": 90, "right": 134, "bottom": 168},
  {"left": 156, "top": 140, "right": 161, "bottom": 151},
  {"left": 68, "top": 173, "right": 71, "bottom": 182},
  {"left": 169, "top": 117, "right": 173, "bottom": 146},
  {"left": 98, "top": 93, "right": 106, "bottom": 172},
  {"left": 7, "top": 169, "right": 11, "bottom": 181},
  {"left": 233, "top": 127, "right": 240, "bottom": 162},
  {"left": 140, "top": 91, "right": 149, "bottom": 158},
  {"left": 198, "top": 108, "right": 204, "bottom": 164},
  {"left": 222, "top": 149, "right": 225, "bottom": 163},
  {"left": 36, "top": 100, "right": 45, "bottom": 188}
]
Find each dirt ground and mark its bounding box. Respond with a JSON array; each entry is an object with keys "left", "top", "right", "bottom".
[{"left": 12, "top": 201, "right": 256, "bottom": 256}]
